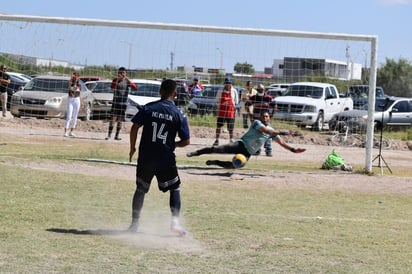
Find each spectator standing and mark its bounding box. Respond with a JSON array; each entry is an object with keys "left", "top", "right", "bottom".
[
  {"left": 240, "top": 80, "right": 257, "bottom": 129},
  {"left": 0, "top": 64, "right": 11, "bottom": 117},
  {"left": 245, "top": 84, "right": 275, "bottom": 156},
  {"left": 64, "top": 72, "right": 81, "bottom": 137},
  {"left": 128, "top": 79, "right": 190, "bottom": 235},
  {"left": 213, "top": 78, "right": 239, "bottom": 146},
  {"left": 105, "top": 67, "right": 137, "bottom": 140},
  {"left": 188, "top": 77, "right": 204, "bottom": 98}
]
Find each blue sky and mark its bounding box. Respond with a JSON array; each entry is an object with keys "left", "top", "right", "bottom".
[{"left": 1, "top": 0, "right": 411, "bottom": 71}]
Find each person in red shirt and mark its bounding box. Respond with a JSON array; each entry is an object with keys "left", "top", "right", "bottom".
[{"left": 213, "top": 78, "right": 239, "bottom": 146}]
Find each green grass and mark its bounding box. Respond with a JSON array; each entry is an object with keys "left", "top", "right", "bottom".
[{"left": 0, "top": 136, "right": 411, "bottom": 273}]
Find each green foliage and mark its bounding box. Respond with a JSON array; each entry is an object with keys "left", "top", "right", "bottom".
[
  {"left": 377, "top": 57, "right": 412, "bottom": 97},
  {"left": 234, "top": 62, "right": 255, "bottom": 74}
]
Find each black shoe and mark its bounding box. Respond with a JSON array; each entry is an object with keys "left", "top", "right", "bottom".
[
  {"left": 212, "top": 139, "right": 219, "bottom": 146},
  {"left": 186, "top": 151, "right": 199, "bottom": 157},
  {"left": 266, "top": 152, "right": 273, "bottom": 157},
  {"left": 206, "top": 160, "right": 217, "bottom": 166},
  {"left": 114, "top": 136, "right": 122, "bottom": 140},
  {"left": 127, "top": 222, "right": 138, "bottom": 233}
]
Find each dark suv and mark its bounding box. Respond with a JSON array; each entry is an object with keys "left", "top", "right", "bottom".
[{"left": 347, "top": 84, "right": 386, "bottom": 109}]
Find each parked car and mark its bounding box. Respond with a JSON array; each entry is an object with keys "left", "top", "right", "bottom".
[
  {"left": 266, "top": 83, "right": 290, "bottom": 98},
  {"left": 124, "top": 79, "right": 162, "bottom": 121},
  {"left": 274, "top": 82, "right": 353, "bottom": 131},
  {"left": 79, "top": 76, "right": 104, "bottom": 83},
  {"left": 187, "top": 84, "right": 223, "bottom": 115},
  {"left": 6, "top": 72, "right": 33, "bottom": 82},
  {"left": 328, "top": 97, "right": 412, "bottom": 131},
  {"left": 346, "top": 84, "right": 386, "bottom": 109},
  {"left": 88, "top": 80, "right": 113, "bottom": 120},
  {"left": 10, "top": 75, "right": 94, "bottom": 120}
]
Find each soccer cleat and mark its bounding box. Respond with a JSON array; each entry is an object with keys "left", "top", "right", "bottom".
[
  {"left": 127, "top": 222, "right": 138, "bottom": 233},
  {"left": 64, "top": 132, "right": 69, "bottom": 137},
  {"left": 212, "top": 139, "right": 219, "bottom": 146},
  {"left": 114, "top": 136, "right": 122, "bottom": 141},
  {"left": 105, "top": 136, "right": 111, "bottom": 140},
  {"left": 186, "top": 151, "right": 199, "bottom": 157},
  {"left": 69, "top": 132, "right": 76, "bottom": 137},
  {"left": 171, "top": 218, "right": 188, "bottom": 236}
]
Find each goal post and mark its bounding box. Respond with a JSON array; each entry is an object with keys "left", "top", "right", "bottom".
[{"left": 0, "top": 14, "right": 378, "bottom": 173}]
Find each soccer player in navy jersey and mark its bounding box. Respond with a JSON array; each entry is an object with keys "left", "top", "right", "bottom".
[{"left": 128, "top": 79, "right": 191, "bottom": 235}]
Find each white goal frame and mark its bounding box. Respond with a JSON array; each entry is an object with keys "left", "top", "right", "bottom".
[{"left": 0, "top": 14, "right": 378, "bottom": 174}]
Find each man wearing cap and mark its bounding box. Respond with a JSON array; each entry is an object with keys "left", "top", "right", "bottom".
[
  {"left": 188, "top": 77, "right": 204, "bottom": 98},
  {"left": 213, "top": 78, "right": 239, "bottom": 146},
  {"left": 0, "top": 64, "right": 11, "bottom": 117}
]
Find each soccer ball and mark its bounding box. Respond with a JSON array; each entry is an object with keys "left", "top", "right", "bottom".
[{"left": 232, "top": 154, "right": 247, "bottom": 168}]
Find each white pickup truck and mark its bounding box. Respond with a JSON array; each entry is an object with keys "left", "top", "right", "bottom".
[{"left": 273, "top": 82, "right": 353, "bottom": 131}]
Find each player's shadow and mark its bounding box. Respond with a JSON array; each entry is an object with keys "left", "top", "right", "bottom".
[
  {"left": 46, "top": 228, "right": 129, "bottom": 236},
  {"left": 46, "top": 228, "right": 183, "bottom": 238},
  {"left": 29, "top": 133, "right": 102, "bottom": 141}
]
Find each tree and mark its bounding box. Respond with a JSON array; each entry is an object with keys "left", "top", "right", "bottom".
[
  {"left": 234, "top": 62, "right": 255, "bottom": 74},
  {"left": 377, "top": 57, "right": 412, "bottom": 97}
]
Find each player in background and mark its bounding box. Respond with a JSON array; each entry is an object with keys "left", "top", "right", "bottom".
[
  {"left": 128, "top": 79, "right": 190, "bottom": 235},
  {"left": 187, "top": 110, "right": 305, "bottom": 168},
  {"left": 105, "top": 67, "right": 137, "bottom": 140},
  {"left": 188, "top": 76, "right": 204, "bottom": 98}
]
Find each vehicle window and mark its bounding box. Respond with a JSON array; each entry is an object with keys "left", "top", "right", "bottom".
[
  {"left": 376, "top": 88, "right": 384, "bottom": 97},
  {"left": 287, "top": 85, "right": 323, "bottom": 98},
  {"left": 329, "top": 86, "right": 338, "bottom": 98},
  {"left": 24, "top": 78, "right": 69, "bottom": 92},
  {"left": 393, "top": 101, "right": 408, "bottom": 112},
  {"left": 201, "top": 87, "right": 218, "bottom": 98},
  {"left": 92, "top": 82, "right": 112, "bottom": 93},
  {"left": 130, "top": 84, "right": 160, "bottom": 97}
]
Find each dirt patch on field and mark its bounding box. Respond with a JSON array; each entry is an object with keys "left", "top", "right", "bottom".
[{"left": 1, "top": 115, "right": 412, "bottom": 196}]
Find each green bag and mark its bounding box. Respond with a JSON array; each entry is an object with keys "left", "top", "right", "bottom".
[{"left": 323, "top": 149, "right": 345, "bottom": 169}]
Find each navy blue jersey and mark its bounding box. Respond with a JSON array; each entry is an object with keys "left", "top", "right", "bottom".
[{"left": 131, "top": 99, "right": 190, "bottom": 169}]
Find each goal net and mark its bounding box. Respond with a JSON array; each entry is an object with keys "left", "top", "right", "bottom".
[{"left": 0, "top": 14, "right": 378, "bottom": 173}]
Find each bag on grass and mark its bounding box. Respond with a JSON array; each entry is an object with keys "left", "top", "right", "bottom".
[{"left": 322, "top": 149, "right": 345, "bottom": 169}]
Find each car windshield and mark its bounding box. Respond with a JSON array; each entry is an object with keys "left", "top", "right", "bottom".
[
  {"left": 129, "top": 83, "right": 160, "bottom": 97},
  {"left": 24, "top": 78, "right": 69, "bottom": 93},
  {"left": 92, "top": 82, "right": 113, "bottom": 93},
  {"left": 348, "top": 86, "right": 384, "bottom": 98},
  {"left": 286, "top": 85, "right": 323, "bottom": 99},
  {"left": 198, "top": 86, "right": 221, "bottom": 98}
]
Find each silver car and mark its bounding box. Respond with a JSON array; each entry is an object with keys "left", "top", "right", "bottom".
[
  {"left": 88, "top": 80, "right": 113, "bottom": 120},
  {"left": 328, "top": 97, "right": 412, "bottom": 131},
  {"left": 10, "top": 75, "right": 94, "bottom": 120}
]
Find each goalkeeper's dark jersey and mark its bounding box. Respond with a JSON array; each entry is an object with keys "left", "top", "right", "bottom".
[{"left": 131, "top": 99, "right": 190, "bottom": 169}]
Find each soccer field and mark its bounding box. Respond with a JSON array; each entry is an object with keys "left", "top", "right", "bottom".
[{"left": 0, "top": 120, "right": 411, "bottom": 273}]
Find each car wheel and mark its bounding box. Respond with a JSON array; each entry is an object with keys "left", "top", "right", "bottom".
[{"left": 313, "top": 111, "right": 324, "bottom": 131}]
